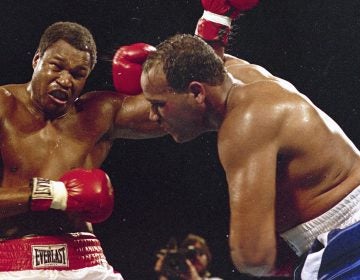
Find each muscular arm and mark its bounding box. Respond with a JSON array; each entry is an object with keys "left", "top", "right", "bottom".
[
  {"left": 112, "top": 93, "right": 166, "bottom": 139},
  {"left": 218, "top": 89, "right": 282, "bottom": 276},
  {"left": 0, "top": 87, "right": 32, "bottom": 219},
  {"left": 80, "top": 90, "right": 166, "bottom": 140}
]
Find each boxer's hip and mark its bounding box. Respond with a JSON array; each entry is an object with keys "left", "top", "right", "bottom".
[
  {"left": 0, "top": 232, "right": 108, "bottom": 271},
  {"left": 280, "top": 185, "right": 360, "bottom": 256}
]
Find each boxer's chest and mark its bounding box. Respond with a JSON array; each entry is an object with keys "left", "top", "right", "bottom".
[{"left": 1, "top": 118, "right": 99, "bottom": 179}]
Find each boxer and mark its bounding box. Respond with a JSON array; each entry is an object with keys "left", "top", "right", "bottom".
[
  {"left": 0, "top": 21, "right": 161, "bottom": 279},
  {"left": 141, "top": 33, "right": 360, "bottom": 279}
]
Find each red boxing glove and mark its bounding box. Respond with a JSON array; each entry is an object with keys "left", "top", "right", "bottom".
[
  {"left": 112, "top": 43, "right": 156, "bottom": 95},
  {"left": 195, "top": 0, "right": 259, "bottom": 46},
  {"left": 30, "top": 168, "right": 114, "bottom": 223}
]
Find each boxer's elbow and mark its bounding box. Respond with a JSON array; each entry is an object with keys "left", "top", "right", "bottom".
[{"left": 230, "top": 245, "right": 275, "bottom": 277}]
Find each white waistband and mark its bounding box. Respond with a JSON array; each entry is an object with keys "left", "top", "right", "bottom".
[{"left": 280, "top": 186, "right": 360, "bottom": 256}]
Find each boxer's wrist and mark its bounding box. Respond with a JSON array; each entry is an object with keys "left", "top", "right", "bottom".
[
  {"left": 200, "top": 10, "right": 232, "bottom": 27},
  {"left": 30, "top": 178, "right": 67, "bottom": 211}
]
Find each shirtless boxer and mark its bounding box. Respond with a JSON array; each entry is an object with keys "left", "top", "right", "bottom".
[
  {"left": 0, "top": 21, "right": 162, "bottom": 279},
  {"left": 140, "top": 33, "right": 360, "bottom": 279}
]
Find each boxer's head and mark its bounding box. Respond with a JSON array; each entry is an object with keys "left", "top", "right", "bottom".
[
  {"left": 37, "top": 21, "right": 97, "bottom": 69},
  {"left": 141, "top": 34, "right": 226, "bottom": 142},
  {"left": 28, "top": 22, "right": 96, "bottom": 120},
  {"left": 143, "top": 34, "right": 225, "bottom": 93}
]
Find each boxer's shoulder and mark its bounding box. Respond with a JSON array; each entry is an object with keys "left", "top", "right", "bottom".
[
  {"left": 0, "top": 84, "right": 27, "bottom": 115},
  {"left": 226, "top": 63, "right": 275, "bottom": 82},
  {"left": 224, "top": 53, "right": 250, "bottom": 66},
  {"left": 220, "top": 80, "right": 301, "bottom": 141},
  {"left": 228, "top": 78, "right": 293, "bottom": 108},
  {"left": 0, "top": 84, "right": 22, "bottom": 99},
  {"left": 234, "top": 78, "right": 299, "bottom": 106},
  {"left": 226, "top": 61, "right": 299, "bottom": 92}
]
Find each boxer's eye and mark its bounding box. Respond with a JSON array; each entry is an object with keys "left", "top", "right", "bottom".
[
  {"left": 71, "top": 71, "right": 86, "bottom": 80},
  {"left": 50, "top": 63, "right": 61, "bottom": 71}
]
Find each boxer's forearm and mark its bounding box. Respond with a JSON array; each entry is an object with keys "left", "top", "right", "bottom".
[{"left": 112, "top": 94, "right": 167, "bottom": 139}]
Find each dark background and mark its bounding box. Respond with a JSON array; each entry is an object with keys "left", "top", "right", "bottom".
[{"left": 1, "top": 1, "right": 360, "bottom": 279}]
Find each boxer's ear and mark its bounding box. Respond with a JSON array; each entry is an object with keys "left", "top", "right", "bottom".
[
  {"left": 189, "top": 82, "right": 205, "bottom": 104},
  {"left": 32, "top": 50, "right": 41, "bottom": 69}
]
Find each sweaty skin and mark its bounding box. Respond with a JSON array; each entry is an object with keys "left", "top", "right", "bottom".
[
  {"left": 141, "top": 46, "right": 360, "bottom": 276},
  {"left": 221, "top": 54, "right": 360, "bottom": 227},
  {"left": 0, "top": 40, "right": 162, "bottom": 238}
]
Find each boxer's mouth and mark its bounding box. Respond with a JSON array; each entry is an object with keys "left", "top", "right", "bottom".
[{"left": 48, "top": 90, "right": 69, "bottom": 104}]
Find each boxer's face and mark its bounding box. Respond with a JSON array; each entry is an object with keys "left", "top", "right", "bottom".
[
  {"left": 30, "top": 39, "right": 91, "bottom": 119},
  {"left": 142, "top": 67, "right": 206, "bottom": 143}
]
